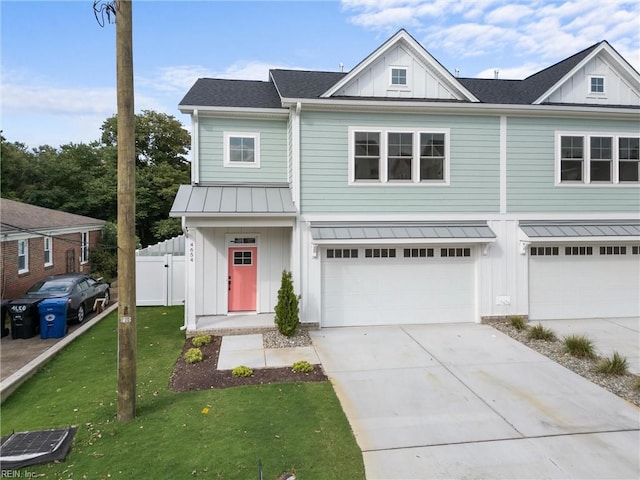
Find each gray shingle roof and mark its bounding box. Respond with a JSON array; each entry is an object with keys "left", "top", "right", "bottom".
[
  {"left": 310, "top": 222, "right": 496, "bottom": 242},
  {"left": 0, "top": 198, "right": 106, "bottom": 236},
  {"left": 520, "top": 220, "right": 640, "bottom": 238},
  {"left": 179, "top": 78, "right": 282, "bottom": 109},
  {"left": 179, "top": 40, "right": 630, "bottom": 108},
  {"left": 170, "top": 185, "right": 297, "bottom": 216}
]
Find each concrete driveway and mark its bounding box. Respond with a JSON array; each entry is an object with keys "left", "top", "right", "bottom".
[{"left": 310, "top": 324, "right": 640, "bottom": 480}]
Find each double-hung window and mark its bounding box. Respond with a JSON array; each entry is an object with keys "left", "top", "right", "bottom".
[
  {"left": 223, "top": 132, "right": 260, "bottom": 168},
  {"left": 80, "top": 232, "right": 89, "bottom": 264},
  {"left": 44, "top": 236, "right": 52, "bottom": 267},
  {"left": 557, "top": 133, "right": 639, "bottom": 184},
  {"left": 350, "top": 127, "right": 449, "bottom": 184},
  {"left": 18, "top": 239, "right": 29, "bottom": 273}
]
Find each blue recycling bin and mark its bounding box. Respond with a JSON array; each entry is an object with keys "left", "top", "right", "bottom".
[{"left": 39, "top": 298, "right": 68, "bottom": 339}]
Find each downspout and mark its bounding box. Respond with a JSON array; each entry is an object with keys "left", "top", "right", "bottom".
[
  {"left": 292, "top": 102, "right": 303, "bottom": 314},
  {"left": 179, "top": 217, "right": 189, "bottom": 331}
]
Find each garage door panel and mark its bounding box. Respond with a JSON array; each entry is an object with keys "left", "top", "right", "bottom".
[
  {"left": 529, "top": 251, "right": 640, "bottom": 320},
  {"left": 322, "top": 254, "right": 475, "bottom": 327}
]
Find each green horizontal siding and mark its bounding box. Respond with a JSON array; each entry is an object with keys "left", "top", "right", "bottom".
[
  {"left": 507, "top": 117, "right": 640, "bottom": 213},
  {"left": 299, "top": 111, "right": 500, "bottom": 214},
  {"left": 199, "top": 117, "right": 287, "bottom": 183}
]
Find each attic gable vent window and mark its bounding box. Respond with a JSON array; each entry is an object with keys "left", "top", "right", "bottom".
[
  {"left": 390, "top": 67, "right": 408, "bottom": 87},
  {"left": 589, "top": 76, "right": 605, "bottom": 95}
]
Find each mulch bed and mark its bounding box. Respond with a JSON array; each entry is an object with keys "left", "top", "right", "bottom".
[{"left": 169, "top": 336, "right": 328, "bottom": 392}]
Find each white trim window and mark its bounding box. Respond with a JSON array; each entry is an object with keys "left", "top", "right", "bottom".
[
  {"left": 556, "top": 133, "right": 639, "bottom": 184},
  {"left": 389, "top": 66, "right": 408, "bottom": 87},
  {"left": 18, "top": 239, "right": 29, "bottom": 273},
  {"left": 44, "top": 236, "right": 53, "bottom": 267},
  {"left": 223, "top": 132, "right": 260, "bottom": 168},
  {"left": 350, "top": 127, "right": 450, "bottom": 185},
  {"left": 80, "top": 232, "right": 89, "bottom": 264},
  {"left": 588, "top": 75, "right": 605, "bottom": 95}
]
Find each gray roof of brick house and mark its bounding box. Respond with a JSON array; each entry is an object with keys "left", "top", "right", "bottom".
[
  {"left": 0, "top": 198, "right": 106, "bottom": 237},
  {"left": 170, "top": 185, "right": 297, "bottom": 216},
  {"left": 520, "top": 221, "right": 640, "bottom": 238},
  {"left": 310, "top": 222, "right": 496, "bottom": 241}
]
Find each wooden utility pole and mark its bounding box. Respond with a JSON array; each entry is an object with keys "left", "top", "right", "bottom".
[{"left": 116, "top": 0, "right": 137, "bottom": 422}]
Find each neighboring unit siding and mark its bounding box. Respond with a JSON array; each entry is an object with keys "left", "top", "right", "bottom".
[
  {"left": 299, "top": 110, "right": 500, "bottom": 214},
  {"left": 199, "top": 117, "right": 287, "bottom": 183},
  {"left": 507, "top": 117, "right": 640, "bottom": 212}
]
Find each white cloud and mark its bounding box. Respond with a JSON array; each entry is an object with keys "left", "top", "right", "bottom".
[
  {"left": 341, "top": 0, "right": 640, "bottom": 75},
  {"left": 485, "top": 4, "right": 533, "bottom": 24}
]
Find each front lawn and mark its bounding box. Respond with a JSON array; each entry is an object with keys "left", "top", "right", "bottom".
[{"left": 1, "top": 307, "right": 365, "bottom": 479}]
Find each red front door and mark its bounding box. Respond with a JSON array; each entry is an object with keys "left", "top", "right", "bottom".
[{"left": 228, "top": 247, "right": 257, "bottom": 312}]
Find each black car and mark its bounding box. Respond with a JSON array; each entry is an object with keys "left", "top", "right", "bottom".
[{"left": 17, "top": 274, "right": 110, "bottom": 324}]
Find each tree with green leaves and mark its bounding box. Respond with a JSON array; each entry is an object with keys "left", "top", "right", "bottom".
[{"left": 274, "top": 270, "right": 300, "bottom": 337}]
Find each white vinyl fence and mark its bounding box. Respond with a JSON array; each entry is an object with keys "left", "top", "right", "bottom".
[{"left": 136, "top": 235, "right": 185, "bottom": 306}]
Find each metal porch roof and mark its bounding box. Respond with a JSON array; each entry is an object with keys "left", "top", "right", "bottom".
[
  {"left": 520, "top": 221, "right": 640, "bottom": 239},
  {"left": 310, "top": 222, "right": 496, "bottom": 242},
  {"left": 170, "top": 185, "right": 297, "bottom": 216}
]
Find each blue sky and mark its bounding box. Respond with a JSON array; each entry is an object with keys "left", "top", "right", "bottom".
[{"left": 2, "top": 0, "right": 639, "bottom": 148}]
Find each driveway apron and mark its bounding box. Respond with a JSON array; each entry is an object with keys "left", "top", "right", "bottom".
[{"left": 311, "top": 324, "right": 640, "bottom": 480}]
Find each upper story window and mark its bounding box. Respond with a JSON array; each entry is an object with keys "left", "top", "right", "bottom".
[
  {"left": 390, "top": 67, "right": 408, "bottom": 87},
  {"left": 223, "top": 132, "right": 260, "bottom": 168},
  {"left": 44, "top": 236, "right": 53, "bottom": 267},
  {"left": 350, "top": 127, "right": 449, "bottom": 185},
  {"left": 80, "top": 232, "right": 89, "bottom": 264},
  {"left": 589, "top": 75, "right": 605, "bottom": 95},
  {"left": 557, "top": 133, "right": 639, "bottom": 185},
  {"left": 18, "top": 239, "right": 29, "bottom": 273}
]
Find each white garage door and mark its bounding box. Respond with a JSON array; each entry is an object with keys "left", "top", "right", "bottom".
[
  {"left": 322, "top": 246, "right": 476, "bottom": 327},
  {"left": 529, "top": 245, "right": 640, "bottom": 320}
]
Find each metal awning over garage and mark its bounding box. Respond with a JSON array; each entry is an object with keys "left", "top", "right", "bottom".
[
  {"left": 310, "top": 221, "right": 496, "bottom": 244},
  {"left": 520, "top": 220, "right": 640, "bottom": 242},
  {"left": 170, "top": 184, "right": 297, "bottom": 217}
]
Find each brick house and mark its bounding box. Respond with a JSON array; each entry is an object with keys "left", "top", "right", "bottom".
[{"left": 0, "top": 199, "right": 106, "bottom": 300}]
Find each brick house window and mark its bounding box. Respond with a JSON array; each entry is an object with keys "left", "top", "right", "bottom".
[
  {"left": 18, "top": 239, "right": 29, "bottom": 273},
  {"left": 44, "top": 236, "right": 53, "bottom": 266},
  {"left": 80, "top": 232, "right": 89, "bottom": 264}
]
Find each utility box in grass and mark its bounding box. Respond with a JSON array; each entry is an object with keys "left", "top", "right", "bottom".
[{"left": 39, "top": 298, "right": 68, "bottom": 339}]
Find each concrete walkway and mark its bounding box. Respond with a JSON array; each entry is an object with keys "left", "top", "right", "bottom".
[
  {"left": 310, "top": 324, "right": 640, "bottom": 480},
  {"left": 217, "top": 333, "right": 320, "bottom": 370}
]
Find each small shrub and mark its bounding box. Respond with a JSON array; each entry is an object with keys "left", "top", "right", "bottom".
[
  {"left": 563, "top": 334, "right": 596, "bottom": 358},
  {"left": 184, "top": 347, "right": 203, "bottom": 364},
  {"left": 508, "top": 315, "right": 526, "bottom": 331},
  {"left": 232, "top": 365, "right": 254, "bottom": 377},
  {"left": 292, "top": 360, "right": 314, "bottom": 373},
  {"left": 527, "top": 324, "right": 556, "bottom": 341},
  {"left": 274, "top": 270, "right": 300, "bottom": 337},
  {"left": 595, "top": 351, "right": 629, "bottom": 375},
  {"left": 191, "top": 334, "right": 212, "bottom": 347}
]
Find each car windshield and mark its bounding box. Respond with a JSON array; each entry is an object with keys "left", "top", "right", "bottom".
[{"left": 26, "top": 280, "right": 74, "bottom": 295}]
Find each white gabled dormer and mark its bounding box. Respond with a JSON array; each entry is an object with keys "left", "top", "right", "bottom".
[
  {"left": 321, "top": 29, "right": 479, "bottom": 102},
  {"left": 534, "top": 41, "right": 640, "bottom": 106}
]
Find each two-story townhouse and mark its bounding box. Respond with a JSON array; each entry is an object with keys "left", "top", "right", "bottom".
[
  {"left": 0, "top": 199, "right": 106, "bottom": 301},
  {"left": 171, "top": 30, "right": 640, "bottom": 334}
]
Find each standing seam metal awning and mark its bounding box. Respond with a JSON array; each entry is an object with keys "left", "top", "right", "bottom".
[
  {"left": 520, "top": 221, "right": 640, "bottom": 241},
  {"left": 170, "top": 185, "right": 297, "bottom": 216},
  {"left": 310, "top": 222, "right": 496, "bottom": 243}
]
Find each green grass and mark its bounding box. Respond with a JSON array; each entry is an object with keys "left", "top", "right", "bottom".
[
  {"left": 527, "top": 324, "right": 556, "bottom": 341},
  {"left": 595, "top": 351, "right": 629, "bottom": 375},
  {"left": 562, "top": 334, "right": 596, "bottom": 359},
  {"left": 1, "top": 307, "right": 365, "bottom": 479}
]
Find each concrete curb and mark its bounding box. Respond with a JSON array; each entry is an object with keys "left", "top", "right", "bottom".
[{"left": 0, "top": 302, "right": 119, "bottom": 403}]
